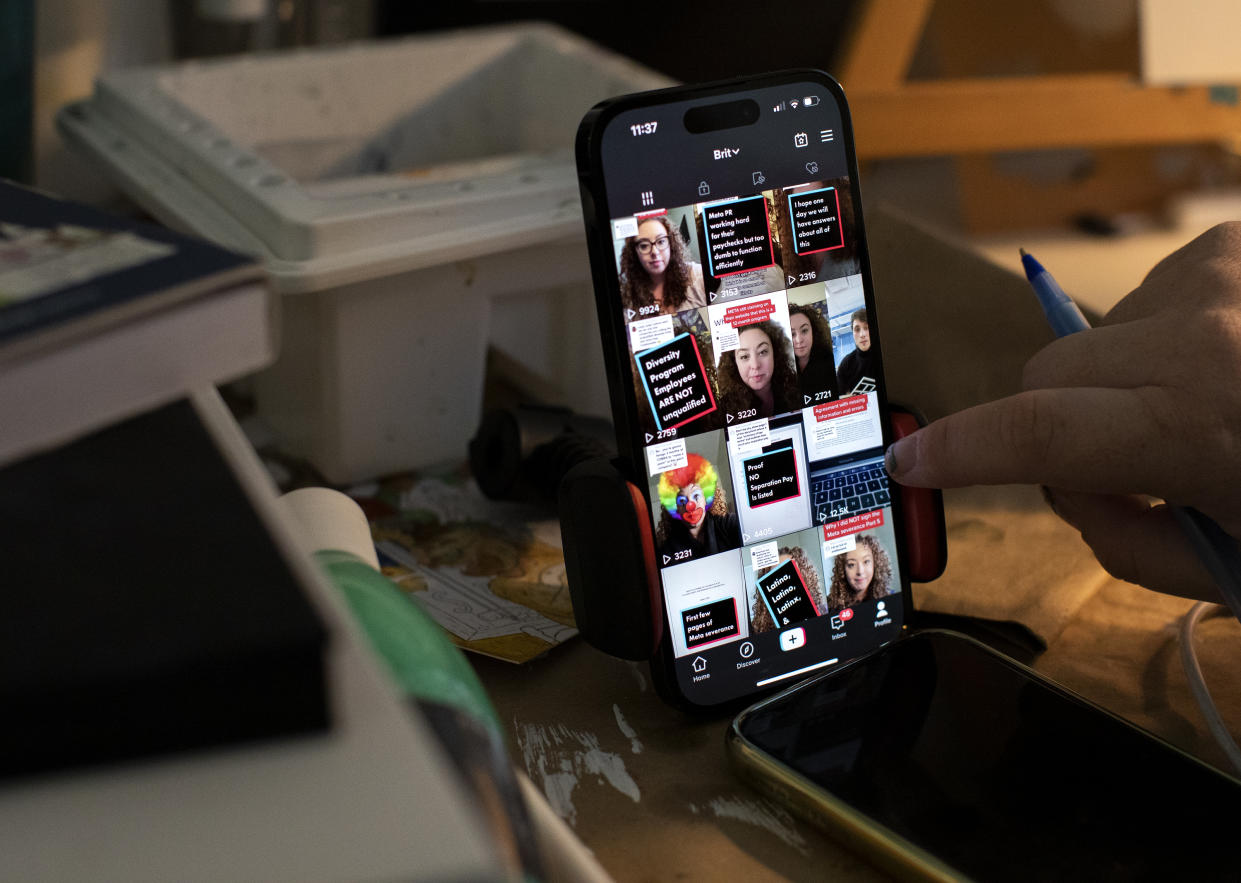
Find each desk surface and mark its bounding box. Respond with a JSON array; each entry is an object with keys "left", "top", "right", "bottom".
[
  {"left": 475, "top": 206, "right": 1241, "bottom": 881},
  {"left": 476, "top": 491, "right": 1241, "bottom": 882}
]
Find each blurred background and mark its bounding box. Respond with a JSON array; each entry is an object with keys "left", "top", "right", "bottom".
[{"left": 13, "top": 0, "right": 1241, "bottom": 316}]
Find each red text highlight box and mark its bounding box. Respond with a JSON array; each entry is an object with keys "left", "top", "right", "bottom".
[
  {"left": 822, "top": 508, "right": 885, "bottom": 541},
  {"left": 814, "top": 395, "right": 870, "bottom": 422},
  {"left": 722, "top": 299, "right": 777, "bottom": 328}
]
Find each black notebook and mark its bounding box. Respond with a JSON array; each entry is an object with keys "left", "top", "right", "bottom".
[{"left": 0, "top": 398, "right": 329, "bottom": 778}]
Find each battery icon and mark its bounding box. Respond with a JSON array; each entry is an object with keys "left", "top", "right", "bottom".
[{"left": 803, "top": 95, "right": 820, "bottom": 106}]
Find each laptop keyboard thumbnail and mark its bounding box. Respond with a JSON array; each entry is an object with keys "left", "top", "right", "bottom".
[{"left": 810, "top": 453, "right": 889, "bottom": 526}]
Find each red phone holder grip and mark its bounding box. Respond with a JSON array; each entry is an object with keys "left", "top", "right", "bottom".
[
  {"left": 889, "top": 408, "right": 947, "bottom": 585},
  {"left": 559, "top": 404, "right": 945, "bottom": 662}
]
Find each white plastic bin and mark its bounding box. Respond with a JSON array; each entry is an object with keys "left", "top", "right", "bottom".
[{"left": 58, "top": 23, "right": 671, "bottom": 482}]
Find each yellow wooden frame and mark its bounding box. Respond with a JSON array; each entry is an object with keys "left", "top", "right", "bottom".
[{"left": 838, "top": 0, "right": 1241, "bottom": 158}]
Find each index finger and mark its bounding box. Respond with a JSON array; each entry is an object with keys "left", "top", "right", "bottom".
[{"left": 885, "top": 386, "right": 1180, "bottom": 496}]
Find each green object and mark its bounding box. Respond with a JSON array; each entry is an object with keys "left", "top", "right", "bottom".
[{"left": 313, "top": 549, "right": 502, "bottom": 736}]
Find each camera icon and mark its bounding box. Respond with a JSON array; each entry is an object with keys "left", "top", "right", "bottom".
[{"left": 793, "top": 132, "right": 809, "bottom": 148}]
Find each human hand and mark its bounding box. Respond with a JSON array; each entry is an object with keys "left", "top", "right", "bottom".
[{"left": 884, "top": 223, "right": 1241, "bottom": 601}]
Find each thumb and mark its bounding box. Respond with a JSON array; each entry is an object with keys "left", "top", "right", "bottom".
[{"left": 1043, "top": 489, "right": 1220, "bottom": 603}]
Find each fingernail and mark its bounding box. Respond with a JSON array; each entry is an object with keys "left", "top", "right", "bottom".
[{"left": 885, "top": 438, "right": 910, "bottom": 479}]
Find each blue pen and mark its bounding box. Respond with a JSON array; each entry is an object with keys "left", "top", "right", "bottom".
[
  {"left": 1020, "top": 248, "right": 1090, "bottom": 336},
  {"left": 1021, "top": 249, "right": 1241, "bottom": 624}
]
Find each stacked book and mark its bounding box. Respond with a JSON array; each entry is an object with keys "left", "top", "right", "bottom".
[
  {"left": 0, "top": 180, "right": 275, "bottom": 465},
  {"left": 0, "top": 180, "right": 324, "bottom": 774},
  {"left": 0, "top": 181, "right": 516, "bottom": 881}
]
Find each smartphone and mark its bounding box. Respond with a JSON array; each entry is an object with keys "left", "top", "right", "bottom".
[
  {"left": 728, "top": 629, "right": 1241, "bottom": 880},
  {"left": 576, "top": 71, "right": 908, "bottom": 710}
]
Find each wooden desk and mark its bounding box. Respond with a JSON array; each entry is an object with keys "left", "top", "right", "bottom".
[
  {"left": 476, "top": 570, "right": 1240, "bottom": 882},
  {"left": 475, "top": 207, "right": 1241, "bottom": 881}
]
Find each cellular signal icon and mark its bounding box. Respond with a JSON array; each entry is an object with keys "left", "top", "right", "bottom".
[{"left": 772, "top": 101, "right": 786, "bottom": 112}]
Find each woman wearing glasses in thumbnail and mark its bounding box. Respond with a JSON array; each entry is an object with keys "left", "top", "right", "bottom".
[
  {"left": 619, "top": 216, "right": 708, "bottom": 315},
  {"left": 827, "top": 533, "right": 894, "bottom": 610},
  {"left": 716, "top": 320, "right": 801, "bottom": 419}
]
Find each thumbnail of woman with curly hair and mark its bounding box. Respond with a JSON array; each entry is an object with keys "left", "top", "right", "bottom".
[
  {"left": 789, "top": 303, "right": 839, "bottom": 401},
  {"left": 654, "top": 453, "right": 741, "bottom": 560},
  {"left": 619, "top": 215, "right": 708, "bottom": 315},
  {"left": 749, "top": 546, "right": 828, "bottom": 633},
  {"left": 716, "top": 320, "right": 800, "bottom": 418},
  {"left": 827, "top": 533, "right": 893, "bottom": 610}
]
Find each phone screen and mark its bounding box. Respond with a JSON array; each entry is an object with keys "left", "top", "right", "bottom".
[
  {"left": 732, "top": 631, "right": 1241, "bottom": 879},
  {"left": 578, "top": 73, "right": 907, "bottom": 707}
]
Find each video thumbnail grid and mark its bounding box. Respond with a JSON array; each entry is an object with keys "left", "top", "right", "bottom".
[
  {"left": 644, "top": 412, "right": 899, "bottom": 658},
  {"left": 612, "top": 177, "right": 902, "bottom": 660}
]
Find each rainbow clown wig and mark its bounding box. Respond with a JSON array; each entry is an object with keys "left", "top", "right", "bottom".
[{"left": 657, "top": 454, "right": 719, "bottom": 521}]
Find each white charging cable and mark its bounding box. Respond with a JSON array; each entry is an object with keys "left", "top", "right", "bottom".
[{"left": 1178, "top": 602, "right": 1241, "bottom": 777}]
